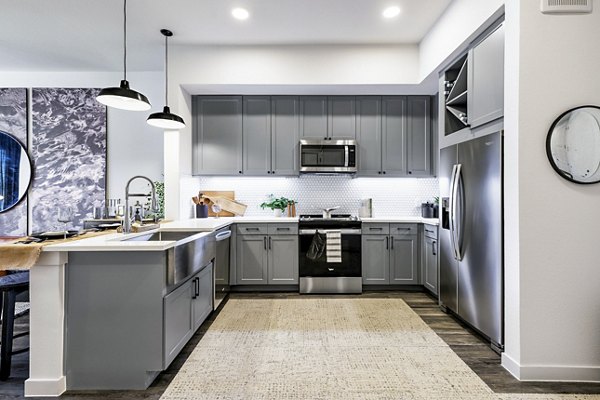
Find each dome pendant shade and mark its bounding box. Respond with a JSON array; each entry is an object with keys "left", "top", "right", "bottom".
[
  {"left": 97, "top": 80, "right": 151, "bottom": 111},
  {"left": 147, "top": 106, "right": 186, "bottom": 129}
]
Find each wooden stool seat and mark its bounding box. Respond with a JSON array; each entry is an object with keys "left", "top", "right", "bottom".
[{"left": 0, "top": 271, "right": 29, "bottom": 380}]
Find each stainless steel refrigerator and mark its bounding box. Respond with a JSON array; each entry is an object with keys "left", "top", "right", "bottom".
[{"left": 439, "top": 131, "right": 503, "bottom": 351}]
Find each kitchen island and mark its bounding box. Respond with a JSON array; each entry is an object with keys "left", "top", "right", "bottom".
[{"left": 24, "top": 215, "right": 438, "bottom": 397}]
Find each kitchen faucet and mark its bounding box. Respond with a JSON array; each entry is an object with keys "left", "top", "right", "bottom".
[{"left": 124, "top": 176, "right": 158, "bottom": 233}]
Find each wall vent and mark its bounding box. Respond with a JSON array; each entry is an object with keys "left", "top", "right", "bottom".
[{"left": 541, "top": 0, "right": 593, "bottom": 14}]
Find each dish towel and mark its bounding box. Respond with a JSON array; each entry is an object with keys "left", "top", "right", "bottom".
[{"left": 325, "top": 230, "right": 342, "bottom": 263}]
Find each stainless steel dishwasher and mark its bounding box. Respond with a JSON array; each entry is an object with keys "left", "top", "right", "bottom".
[{"left": 214, "top": 227, "right": 232, "bottom": 309}]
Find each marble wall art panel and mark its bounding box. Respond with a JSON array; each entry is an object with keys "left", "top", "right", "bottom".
[
  {"left": 31, "top": 88, "right": 106, "bottom": 232},
  {"left": 0, "top": 88, "right": 28, "bottom": 237}
]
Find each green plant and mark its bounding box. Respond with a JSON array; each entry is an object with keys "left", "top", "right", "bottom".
[
  {"left": 433, "top": 196, "right": 439, "bottom": 205},
  {"left": 147, "top": 181, "right": 165, "bottom": 220},
  {"left": 260, "top": 195, "right": 293, "bottom": 211}
]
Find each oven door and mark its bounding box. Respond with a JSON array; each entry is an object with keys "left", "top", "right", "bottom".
[{"left": 298, "top": 229, "right": 362, "bottom": 277}]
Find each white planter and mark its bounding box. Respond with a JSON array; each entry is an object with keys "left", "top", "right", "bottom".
[{"left": 273, "top": 209, "right": 283, "bottom": 218}]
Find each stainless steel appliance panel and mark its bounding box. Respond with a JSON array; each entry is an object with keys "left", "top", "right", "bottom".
[
  {"left": 299, "top": 139, "right": 357, "bottom": 173},
  {"left": 299, "top": 277, "right": 362, "bottom": 294},
  {"left": 456, "top": 132, "right": 503, "bottom": 345},
  {"left": 439, "top": 145, "right": 459, "bottom": 312},
  {"left": 214, "top": 228, "right": 231, "bottom": 309}
]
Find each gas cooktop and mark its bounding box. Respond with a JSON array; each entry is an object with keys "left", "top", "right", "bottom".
[{"left": 299, "top": 214, "right": 359, "bottom": 222}]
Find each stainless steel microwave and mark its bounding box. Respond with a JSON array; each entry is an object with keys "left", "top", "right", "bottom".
[{"left": 299, "top": 139, "right": 357, "bottom": 173}]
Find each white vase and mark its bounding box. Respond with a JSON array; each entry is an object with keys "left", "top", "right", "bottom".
[{"left": 273, "top": 209, "right": 283, "bottom": 218}]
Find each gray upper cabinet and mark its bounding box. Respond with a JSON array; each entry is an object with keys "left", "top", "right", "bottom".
[
  {"left": 390, "top": 234, "right": 418, "bottom": 285},
  {"left": 193, "top": 96, "right": 243, "bottom": 175},
  {"left": 468, "top": 23, "right": 505, "bottom": 128},
  {"left": 243, "top": 96, "right": 271, "bottom": 176},
  {"left": 328, "top": 96, "right": 356, "bottom": 139},
  {"left": 356, "top": 96, "right": 382, "bottom": 176},
  {"left": 382, "top": 96, "right": 407, "bottom": 176},
  {"left": 300, "top": 96, "right": 328, "bottom": 140},
  {"left": 268, "top": 235, "right": 299, "bottom": 284},
  {"left": 362, "top": 234, "right": 389, "bottom": 285},
  {"left": 236, "top": 235, "right": 268, "bottom": 285},
  {"left": 407, "top": 96, "right": 431, "bottom": 176},
  {"left": 271, "top": 96, "right": 300, "bottom": 175}
]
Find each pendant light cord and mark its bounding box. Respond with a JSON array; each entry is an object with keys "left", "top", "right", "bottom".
[
  {"left": 123, "top": 0, "right": 127, "bottom": 81},
  {"left": 164, "top": 33, "right": 169, "bottom": 105}
]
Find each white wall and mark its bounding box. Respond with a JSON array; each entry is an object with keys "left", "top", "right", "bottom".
[
  {"left": 0, "top": 71, "right": 164, "bottom": 199},
  {"left": 502, "top": 0, "right": 600, "bottom": 381},
  {"left": 419, "top": 0, "right": 504, "bottom": 81}
]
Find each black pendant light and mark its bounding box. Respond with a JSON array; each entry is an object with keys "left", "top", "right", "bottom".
[
  {"left": 97, "top": 0, "right": 151, "bottom": 111},
  {"left": 147, "top": 29, "right": 185, "bottom": 130}
]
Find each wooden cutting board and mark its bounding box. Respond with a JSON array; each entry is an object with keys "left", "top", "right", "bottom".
[{"left": 199, "top": 191, "right": 235, "bottom": 217}]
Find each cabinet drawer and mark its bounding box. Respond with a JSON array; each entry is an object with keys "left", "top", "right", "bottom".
[
  {"left": 390, "top": 224, "right": 417, "bottom": 236},
  {"left": 423, "top": 224, "right": 438, "bottom": 239},
  {"left": 267, "top": 224, "right": 298, "bottom": 235},
  {"left": 237, "top": 224, "right": 268, "bottom": 235},
  {"left": 362, "top": 223, "right": 390, "bottom": 235}
]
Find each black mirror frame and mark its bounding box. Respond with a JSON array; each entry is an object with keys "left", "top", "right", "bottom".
[
  {"left": 0, "top": 130, "right": 33, "bottom": 213},
  {"left": 546, "top": 105, "right": 600, "bottom": 185}
]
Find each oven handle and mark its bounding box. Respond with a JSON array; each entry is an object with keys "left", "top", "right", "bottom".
[{"left": 299, "top": 228, "right": 362, "bottom": 235}]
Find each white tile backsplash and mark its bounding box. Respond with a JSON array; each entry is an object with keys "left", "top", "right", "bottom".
[{"left": 181, "top": 175, "right": 439, "bottom": 218}]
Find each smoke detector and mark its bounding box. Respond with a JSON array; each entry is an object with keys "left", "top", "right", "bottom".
[{"left": 541, "top": 0, "right": 593, "bottom": 14}]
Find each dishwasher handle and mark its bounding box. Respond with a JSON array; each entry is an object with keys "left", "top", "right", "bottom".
[{"left": 215, "top": 230, "right": 232, "bottom": 241}]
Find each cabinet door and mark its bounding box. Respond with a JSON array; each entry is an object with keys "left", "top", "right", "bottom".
[
  {"left": 271, "top": 96, "right": 300, "bottom": 175},
  {"left": 193, "top": 96, "right": 243, "bottom": 175},
  {"left": 328, "top": 96, "right": 356, "bottom": 139},
  {"left": 268, "top": 235, "right": 299, "bottom": 284},
  {"left": 243, "top": 96, "right": 272, "bottom": 176},
  {"left": 192, "top": 263, "right": 214, "bottom": 331},
  {"left": 361, "top": 235, "right": 390, "bottom": 285},
  {"left": 382, "top": 96, "right": 407, "bottom": 176},
  {"left": 299, "top": 96, "right": 328, "bottom": 140},
  {"left": 469, "top": 23, "right": 504, "bottom": 128},
  {"left": 423, "top": 236, "right": 438, "bottom": 295},
  {"left": 390, "top": 235, "right": 418, "bottom": 284},
  {"left": 407, "top": 96, "right": 432, "bottom": 176},
  {"left": 163, "top": 280, "right": 193, "bottom": 368},
  {"left": 356, "top": 96, "right": 382, "bottom": 176},
  {"left": 236, "top": 235, "right": 268, "bottom": 285}
]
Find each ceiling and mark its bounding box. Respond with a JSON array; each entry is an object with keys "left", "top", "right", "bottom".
[{"left": 1, "top": 0, "right": 452, "bottom": 71}]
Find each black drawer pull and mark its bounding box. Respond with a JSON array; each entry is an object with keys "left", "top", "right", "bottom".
[
  {"left": 263, "top": 236, "right": 267, "bottom": 250},
  {"left": 246, "top": 227, "right": 260, "bottom": 231},
  {"left": 277, "top": 227, "right": 290, "bottom": 230},
  {"left": 369, "top": 227, "right": 383, "bottom": 230},
  {"left": 433, "top": 240, "right": 437, "bottom": 256},
  {"left": 385, "top": 236, "right": 389, "bottom": 249},
  {"left": 425, "top": 229, "right": 434, "bottom": 234},
  {"left": 390, "top": 236, "right": 394, "bottom": 250}
]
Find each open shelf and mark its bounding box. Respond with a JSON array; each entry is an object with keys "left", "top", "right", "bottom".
[
  {"left": 446, "top": 90, "right": 467, "bottom": 107},
  {"left": 443, "top": 55, "right": 469, "bottom": 135}
]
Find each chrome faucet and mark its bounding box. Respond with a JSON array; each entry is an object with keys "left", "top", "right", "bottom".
[{"left": 124, "top": 176, "right": 157, "bottom": 233}]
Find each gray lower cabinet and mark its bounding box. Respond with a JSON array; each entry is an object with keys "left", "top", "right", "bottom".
[
  {"left": 328, "top": 96, "right": 356, "bottom": 139},
  {"left": 406, "top": 96, "right": 432, "bottom": 176},
  {"left": 356, "top": 96, "right": 383, "bottom": 176},
  {"left": 422, "top": 224, "right": 439, "bottom": 295},
  {"left": 468, "top": 23, "right": 504, "bottom": 128},
  {"left": 193, "top": 96, "right": 243, "bottom": 175},
  {"left": 382, "top": 96, "right": 407, "bottom": 176},
  {"left": 300, "top": 96, "right": 328, "bottom": 140},
  {"left": 362, "top": 234, "right": 390, "bottom": 284},
  {"left": 362, "top": 224, "right": 418, "bottom": 285},
  {"left": 236, "top": 224, "right": 298, "bottom": 285},
  {"left": 191, "top": 263, "right": 214, "bottom": 331}
]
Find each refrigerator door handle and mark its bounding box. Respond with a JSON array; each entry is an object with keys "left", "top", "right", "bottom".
[
  {"left": 452, "top": 164, "right": 463, "bottom": 261},
  {"left": 449, "top": 164, "right": 458, "bottom": 260}
]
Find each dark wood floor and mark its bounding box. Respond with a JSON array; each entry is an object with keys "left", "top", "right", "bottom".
[{"left": 1, "top": 291, "right": 599, "bottom": 399}]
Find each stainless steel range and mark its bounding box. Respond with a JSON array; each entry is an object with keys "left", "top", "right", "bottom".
[{"left": 298, "top": 214, "right": 362, "bottom": 294}]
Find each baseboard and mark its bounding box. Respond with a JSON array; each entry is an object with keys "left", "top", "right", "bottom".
[
  {"left": 24, "top": 376, "right": 66, "bottom": 397},
  {"left": 501, "top": 353, "right": 600, "bottom": 382}
]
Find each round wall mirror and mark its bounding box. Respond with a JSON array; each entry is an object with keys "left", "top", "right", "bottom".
[
  {"left": 0, "top": 130, "right": 32, "bottom": 212},
  {"left": 546, "top": 105, "right": 600, "bottom": 184}
]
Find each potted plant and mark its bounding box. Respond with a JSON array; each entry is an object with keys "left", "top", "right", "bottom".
[{"left": 260, "top": 195, "right": 292, "bottom": 217}]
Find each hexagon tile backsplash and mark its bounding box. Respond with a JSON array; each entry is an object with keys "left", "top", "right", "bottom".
[{"left": 182, "top": 175, "right": 439, "bottom": 218}]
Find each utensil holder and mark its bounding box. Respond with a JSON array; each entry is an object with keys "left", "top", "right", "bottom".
[{"left": 196, "top": 204, "right": 208, "bottom": 218}]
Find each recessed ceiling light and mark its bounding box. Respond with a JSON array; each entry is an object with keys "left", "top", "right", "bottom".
[
  {"left": 382, "top": 6, "right": 401, "bottom": 19},
  {"left": 231, "top": 7, "right": 249, "bottom": 20}
]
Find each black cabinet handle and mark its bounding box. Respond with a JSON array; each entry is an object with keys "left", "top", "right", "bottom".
[
  {"left": 238, "top": 171, "right": 242, "bottom": 174},
  {"left": 267, "top": 171, "right": 271, "bottom": 174},
  {"left": 408, "top": 171, "right": 412, "bottom": 174},
  {"left": 390, "top": 236, "right": 394, "bottom": 250},
  {"left": 196, "top": 277, "right": 200, "bottom": 297},
  {"left": 269, "top": 236, "right": 272, "bottom": 250},
  {"left": 433, "top": 240, "right": 437, "bottom": 256},
  {"left": 378, "top": 171, "right": 382, "bottom": 174},
  {"left": 246, "top": 227, "right": 260, "bottom": 231},
  {"left": 264, "top": 236, "right": 267, "bottom": 250},
  {"left": 383, "top": 171, "right": 386, "bottom": 174},
  {"left": 272, "top": 170, "right": 275, "bottom": 174},
  {"left": 369, "top": 227, "right": 383, "bottom": 231},
  {"left": 385, "top": 236, "right": 389, "bottom": 250},
  {"left": 192, "top": 277, "right": 199, "bottom": 299},
  {"left": 324, "top": 137, "right": 328, "bottom": 140},
  {"left": 277, "top": 227, "right": 290, "bottom": 231}
]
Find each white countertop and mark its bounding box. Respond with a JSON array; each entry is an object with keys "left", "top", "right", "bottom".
[{"left": 42, "top": 216, "right": 437, "bottom": 252}]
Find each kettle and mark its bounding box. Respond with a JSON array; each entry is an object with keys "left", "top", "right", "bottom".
[{"left": 322, "top": 206, "right": 340, "bottom": 219}]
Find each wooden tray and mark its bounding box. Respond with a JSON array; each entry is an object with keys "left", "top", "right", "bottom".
[{"left": 199, "top": 191, "right": 235, "bottom": 217}]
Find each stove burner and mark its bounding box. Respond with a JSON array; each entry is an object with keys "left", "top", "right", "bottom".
[{"left": 299, "top": 214, "right": 358, "bottom": 221}]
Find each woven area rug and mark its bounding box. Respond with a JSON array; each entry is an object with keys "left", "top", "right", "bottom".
[{"left": 160, "top": 298, "right": 599, "bottom": 400}]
